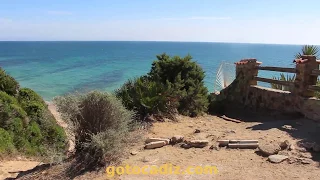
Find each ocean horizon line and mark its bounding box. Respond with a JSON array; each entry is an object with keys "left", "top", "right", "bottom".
[{"left": 0, "top": 40, "right": 314, "bottom": 46}]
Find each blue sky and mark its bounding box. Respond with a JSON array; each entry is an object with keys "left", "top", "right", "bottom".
[{"left": 1, "top": 0, "right": 320, "bottom": 44}]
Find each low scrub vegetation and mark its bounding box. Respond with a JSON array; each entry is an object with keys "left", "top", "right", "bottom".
[
  {"left": 54, "top": 91, "right": 135, "bottom": 169},
  {"left": 0, "top": 67, "right": 66, "bottom": 157},
  {"left": 116, "top": 53, "right": 209, "bottom": 121},
  {"left": 271, "top": 73, "right": 295, "bottom": 91}
]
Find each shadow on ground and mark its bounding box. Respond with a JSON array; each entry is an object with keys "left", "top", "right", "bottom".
[{"left": 221, "top": 104, "right": 320, "bottom": 164}]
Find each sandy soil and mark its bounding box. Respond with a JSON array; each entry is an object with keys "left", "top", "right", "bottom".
[
  {"left": 116, "top": 114, "right": 320, "bottom": 180},
  {"left": 47, "top": 102, "right": 75, "bottom": 153},
  {"left": 2, "top": 105, "right": 320, "bottom": 180},
  {"left": 0, "top": 161, "right": 40, "bottom": 179}
]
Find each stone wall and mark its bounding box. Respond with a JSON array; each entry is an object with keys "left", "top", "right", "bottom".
[{"left": 217, "top": 57, "right": 320, "bottom": 121}]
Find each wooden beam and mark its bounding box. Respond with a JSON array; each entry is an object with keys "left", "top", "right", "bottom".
[
  {"left": 257, "top": 66, "right": 296, "bottom": 73},
  {"left": 311, "top": 69, "right": 320, "bottom": 76},
  {"left": 220, "top": 115, "right": 242, "bottom": 123},
  {"left": 254, "top": 77, "right": 294, "bottom": 86},
  {"left": 308, "top": 85, "right": 320, "bottom": 92},
  {"left": 228, "top": 143, "right": 259, "bottom": 149}
]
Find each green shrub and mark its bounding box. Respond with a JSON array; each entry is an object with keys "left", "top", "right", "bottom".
[
  {"left": 0, "top": 69, "right": 67, "bottom": 157},
  {"left": 148, "top": 53, "right": 209, "bottom": 117},
  {"left": 0, "top": 128, "right": 15, "bottom": 153},
  {"left": 0, "top": 67, "right": 19, "bottom": 96},
  {"left": 115, "top": 76, "right": 178, "bottom": 121},
  {"left": 0, "top": 91, "right": 28, "bottom": 129},
  {"left": 54, "top": 91, "right": 134, "bottom": 165},
  {"left": 18, "top": 88, "right": 46, "bottom": 119}
]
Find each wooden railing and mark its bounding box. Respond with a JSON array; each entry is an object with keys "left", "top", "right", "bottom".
[
  {"left": 257, "top": 66, "right": 296, "bottom": 73},
  {"left": 255, "top": 66, "right": 296, "bottom": 89},
  {"left": 254, "top": 64, "right": 320, "bottom": 95},
  {"left": 254, "top": 76, "right": 294, "bottom": 87},
  {"left": 311, "top": 69, "right": 320, "bottom": 76}
]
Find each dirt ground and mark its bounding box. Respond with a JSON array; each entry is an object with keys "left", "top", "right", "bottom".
[
  {"left": 1, "top": 106, "right": 320, "bottom": 180},
  {"left": 115, "top": 114, "right": 320, "bottom": 180}
]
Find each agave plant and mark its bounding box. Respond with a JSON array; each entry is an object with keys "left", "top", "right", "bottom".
[
  {"left": 271, "top": 73, "right": 295, "bottom": 91},
  {"left": 295, "top": 45, "right": 319, "bottom": 59}
]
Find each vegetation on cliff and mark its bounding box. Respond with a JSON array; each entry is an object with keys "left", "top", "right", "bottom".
[{"left": 0, "top": 67, "right": 66, "bottom": 157}]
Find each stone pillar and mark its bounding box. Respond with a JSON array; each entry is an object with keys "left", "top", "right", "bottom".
[
  {"left": 235, "top": 58, "right": 260, "bottom": 86},
  {"left": 294, "top": 55, "right": 318, "bottom": 97}
]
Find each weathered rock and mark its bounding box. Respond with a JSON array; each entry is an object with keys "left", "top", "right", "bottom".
[
  {"left": 300, "top": 153, "right": 312, "bottom": 159},
  {"left": 298, "top": 158, "right": 313, "bottom": 164},
  {"left": 289, "top": 144, "right": 295, "bottom": 151},
  {"left": 130, "top": 151, "right": 138, "bottom": 155},
  {"left": 258, "top": 144, "right": 281, "bottom": 156},
  {"left": 279, "top": 140, "right": 290, "bottom": 150},
  {"left": 144, "top": 141, "right": 166, "bottom": 149},
  {"left": 312, "top": 144, "right": 320, "bottom": 152},
  {"left": 188, "top": 140, "right": 209, "bottom": 148},
  {"left": 171, "top": 135, "right": 184, "bottom": 144},
  {"left": 145, "top": 138, "right": 170, "bottom": 145},
  {"left": 194, "top": 129, "right": 201, "bottom": 133},
  {"left": 180, "top": 143, "right": 192, "bottom": 149},
  {"left": 268, "top": 155, "right": 288, "bottom": 163}
]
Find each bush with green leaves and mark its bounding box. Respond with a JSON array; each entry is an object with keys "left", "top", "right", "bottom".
[
  {"left": 18, "top": 88, "right": 46, "bottom": 119},
  {"left": 54, "top": 91, "right": 134, "bottom": 166},
  {"left": 0, "top": 128, "right": 15, "bottom": 154},
  {"left": 0, "top": 67, "right": 67, "bottom": 157},
  {"left": 148, "top": 53, "right": 209, "bottom": 116},
  {"left": 116, "top": 53, "right": 209, "bottom": 120},
  {"left": 0, "top": 67, "right": 19, "bottom": 96},
  {"left": 115, "top": 76, "right": 178, "bottom": 121}
]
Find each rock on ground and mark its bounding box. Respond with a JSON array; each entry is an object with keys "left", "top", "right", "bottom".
[
  {"left": 279, "top": 140, "right": 290, "bottom": 150},
  {"left": 268, "top": 155, "right": 288, "bottom": 163},
  {"left": 258, "top": 144, "right": 281, "bottom": 156}
]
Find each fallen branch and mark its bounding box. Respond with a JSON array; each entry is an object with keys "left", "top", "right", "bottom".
[{"left": 220, "top": 115, "right": 242, "bottom": 123}]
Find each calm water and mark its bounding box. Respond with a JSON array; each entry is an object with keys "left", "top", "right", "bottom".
[{"left": 0, "top": 41, "right": 302, "bottom": 100}]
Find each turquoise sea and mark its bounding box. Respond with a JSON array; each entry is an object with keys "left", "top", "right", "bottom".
[{"left": 0, "top": 41, "right": 302, "bottom": 100}]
